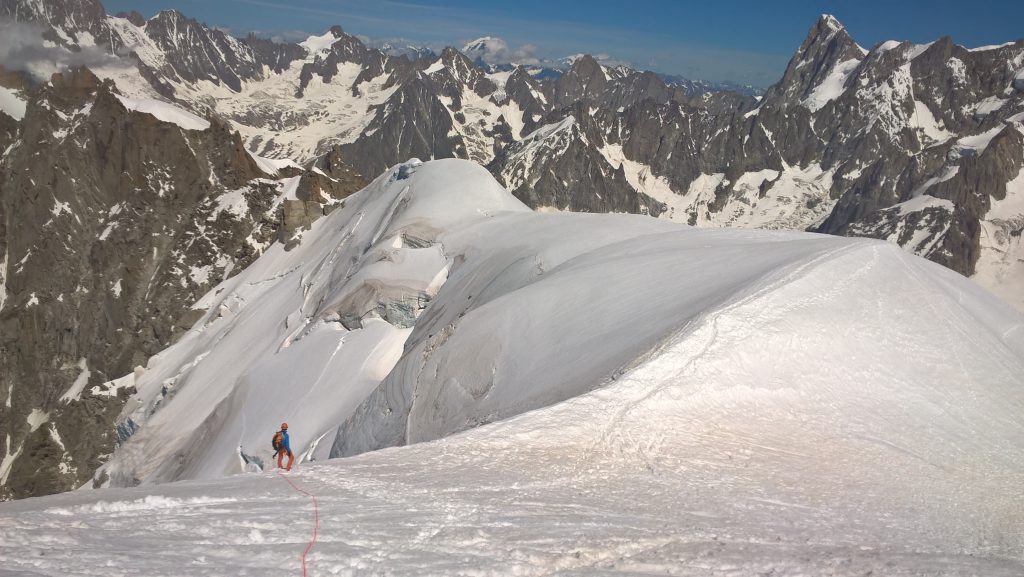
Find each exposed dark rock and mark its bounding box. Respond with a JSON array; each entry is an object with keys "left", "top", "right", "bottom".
[
  {"left": 0, "top": 0, "right": 108, "bottom": 48},
  {"left": 296, "top": 26, "right": 379, "bottom": 97},
  {"left": 0, "top": 69, "right": 284, "bottom": 499},
  {"left": 341, "top": 76, "right": 461, "bottom": 178},
  {"left": 490, "top": 106, "right": 663, "bottom": 216},
  {"left": 241, "top": 34, "right": 306, "bottom": 75},
  {"left": 115, "top": 10, "right": 145, "bottom": 27},
  {"left": 143, "top": 11, "right": 258, "bottom": 93},
  {"left": 280, "top": 199, "right": 324, "bottom": 241},
  {"left": 550, "top": 55, "right": 608, "bottom": 108}
]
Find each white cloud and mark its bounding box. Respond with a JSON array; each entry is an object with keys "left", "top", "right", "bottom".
[
  {"left": 0, "top": 21, "right": 129, "bottom": 80},
  {"left": 461, "top": 36, "right": 541, "bottom": 66}
]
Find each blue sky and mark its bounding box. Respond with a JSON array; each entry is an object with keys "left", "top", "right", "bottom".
[{"left": 103, "top": 0, "right": 1024, "bottom": 87}]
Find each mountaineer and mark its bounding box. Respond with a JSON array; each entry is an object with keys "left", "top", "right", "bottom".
[{"left": 272, "top": 423, "right": 294, "bottom": 471}]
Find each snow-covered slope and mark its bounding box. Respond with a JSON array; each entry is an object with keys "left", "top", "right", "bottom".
[
  {"left": 5, "top": 0, "right": 1024, "bottom": 507},
  {"left": 100, "top": 159, "right": 526, "bottom": 485},
  {"left": 113, "top": 95, "right": 210, "bottom": 130},
  {"left": 3, "top": 159, "right": 1024, "bottom": 574}
]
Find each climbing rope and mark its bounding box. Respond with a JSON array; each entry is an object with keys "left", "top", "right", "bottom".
[{"left": 277, "top": 470, "right": 320, "bottom": 577}]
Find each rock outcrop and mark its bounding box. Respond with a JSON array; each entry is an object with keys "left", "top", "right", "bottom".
[{"left": 0, "top": 69, "right": 281, "bottom": 498}]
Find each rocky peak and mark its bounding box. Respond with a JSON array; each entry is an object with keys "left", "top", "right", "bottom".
[
  {"left": 204, "top": 116, "right": 264, "bottom": 188},
  {"left": 115, "top": 10, "right": 145, "bottom": 27},
  {"left": 48, "top": 66, "right": 103, "bottom": 94},
  {"left": 325, "top": 26, "right": 370, "bottom": 62},
  {"left": 634, "top": 70, "right": 668, "bottom": 92},
  {"left": 765, "top": 13, "right": 866, "bottom": 106},
  {"left": 1, "top": 0, "right": 108, "bottom": 48},
  {"left": 339, "top": 74, "right": 460, "bottom": 177},
  {"left": 0, "top": 0, "right": 105, "bottom": 28},
  {"left": 491, "top": 109, "right": 661, "bottom": 216},
  {"left": 568, "top": 54, "right": 605, "bottom": 77},
  {"left": 421, "top": 47, "right": 494, "bottom": 101},
  {"left": 500, "top": 66, "right": 547, "bottom": 136},
  {"left": 817, "top": 14, "right": 844, "bottom": 34},
  {"left": 144, "top": 9, "right": 186, "bottom": 30},
  {"left": 240, "top": 34, "right": 306, "bottom": 74},
  {"left": 552, "top": 54, "right": 608, "bottom": 107},
  {"left": 295, "top": 26, "right": 376, "bottom": 96},
  {"left": 505, "top": 65, "right": 544, "bottom": 102},
  {"left": 144, "top": 10, "right": 261, "bottom": 93},
  {"left": 506, "top": 65, "right": 536, "bottom": 87},
  {"left": 602, "top": 69, "right": 675, "bottom": 109},
  {"left": 439, "top": 47, "right": 483, "bottom": 85}
]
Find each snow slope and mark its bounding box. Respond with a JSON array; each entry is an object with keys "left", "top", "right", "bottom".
[
  {"left": 3, "top": 159, "right": 1021, "bottom": 574},
  {"left": 0, "top": 86, "right": 27, "bottom": 121},
  {"left": 114, "top": 95, "right": 211, "bottom": 131},
  {"left": 99, "top": 159, "right": 527, "bottom": 486}
]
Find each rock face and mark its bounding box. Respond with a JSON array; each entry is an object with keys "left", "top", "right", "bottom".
[
  {"left": 142, "top": 11, "right": 264, "bottom": 93},
  {"left": 0, "top": 0, "right": 109, "bottom": 47},
  {"left": 491, "top": 112, "right": 662, "bottom": 215},
  {"left": 0, "top": 68, "right": 363, "bottom": 498},
  {"left": 280, "top": 163, "right": 367, "bottom": 241},
  {"left": 295, "top": 26, "right": 379, "bottom": 97},
  {"left": 2, "top": 0, "right": 1024, "bottom": 498},
  {"left": 340, "top": 76, "right": 461, "bottom": 178}
]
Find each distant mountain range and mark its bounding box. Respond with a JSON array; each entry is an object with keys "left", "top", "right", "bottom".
[{"left": 459, "top": 36, "right": 763, "bottom": 96}]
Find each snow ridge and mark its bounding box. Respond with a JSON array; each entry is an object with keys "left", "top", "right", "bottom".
[{"left": 3, "top": 160, "right": 1023, "bottom": 576}]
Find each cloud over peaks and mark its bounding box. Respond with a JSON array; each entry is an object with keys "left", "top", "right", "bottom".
[
  {"left": 461, "top": 37, "right": 540, "bottom": 66},
  {"left": 0, "top": 21, "right": 129, "bottom": 80}
]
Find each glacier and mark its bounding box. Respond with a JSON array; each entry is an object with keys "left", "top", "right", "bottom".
[{"left": 1, "top": 159, "right": 1023, "bottom": 574}]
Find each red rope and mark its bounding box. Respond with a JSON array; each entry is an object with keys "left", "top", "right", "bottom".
[{"left": 277, "top": 470, "right": 320, "bottom": 577}]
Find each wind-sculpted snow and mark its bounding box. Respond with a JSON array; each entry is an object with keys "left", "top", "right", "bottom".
[
  {"left": 99, "top": 159, "right": 525, "bottom": 486},
  {"left": 4, "top": 159, "right": 1024, "bottom": 574},
  {"left": 101, "top": 159, "right": 1023, "bottom": 481},
  {"left": 333, "top": 207, "right": 1024, "bottom": 459},
  {"left": 331, "top": 220, "right": 847, "bottom": 456}
]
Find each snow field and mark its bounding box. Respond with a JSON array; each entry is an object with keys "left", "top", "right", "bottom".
[
  {"left": 248, "top": 151, "right": 302, "bottom": 176},
  {"left": 911, "top": 100, "right": 953, "bottom": 144},
  {"left": 501, "top": 116, "right": 577, "bottom": 192},
  {"left": 802, "top": 58, "right": 860, "bottom": 112},
  {"left": 0, "top": 86, "right": 27, "bottom": 121},
  {"left": 300, "top": 31, "right": 341, "bottom": 58},
  {"left": 670, "top": 164, "right": 835, "bottom": 230},
  {"left": 1, "top": 159, "right": 1022, "bottom": 575},
  {"left": 97, "top": 160, "right": 525, "bottom": 486},
  {"left": 975, "top": 164, "right": 1024, "bottom": 311},
  {"left": 951, "top": 125, "right": 1007, "bottom": 159},
  {"left": 599, "top": 143, "right": 688, "bottom": 219},
  {"left": 114, "top": 95, "right": 211, "bottom": 131}
]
